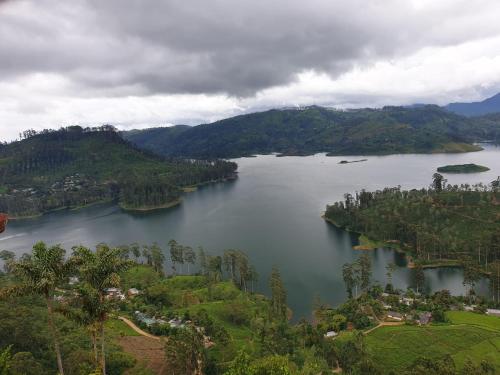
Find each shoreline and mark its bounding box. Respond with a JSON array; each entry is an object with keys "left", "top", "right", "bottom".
[
  {"left": 119, "top": 198, "right": 182, "bottom": 212},
  {"left": 5, "top": 174, "right": 238, "bottom": 220},
  {"left": 322, "top": 213, "right": 464, "bottom": 270}
]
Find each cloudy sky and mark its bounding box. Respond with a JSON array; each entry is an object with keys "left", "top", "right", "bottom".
[{"left": 1, "top": 0, "right": 500, "bottom": 141}]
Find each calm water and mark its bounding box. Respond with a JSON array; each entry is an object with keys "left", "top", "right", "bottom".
[{"left": 2, "top": 145, "right": 499, "bottom": 320}]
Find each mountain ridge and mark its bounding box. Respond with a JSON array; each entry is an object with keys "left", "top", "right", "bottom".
[{"left": 123, "top": 105, "right": 500, "bottom": 159}]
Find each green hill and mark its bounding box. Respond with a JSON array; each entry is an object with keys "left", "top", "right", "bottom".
[
  {"left": 0, "top": 126, "right": 237, "bottom": 218},
  {"left": 124, "top": 105, "right": 500, "bottom": 158}
]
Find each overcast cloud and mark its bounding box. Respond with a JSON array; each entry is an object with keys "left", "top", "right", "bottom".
[{"left": 1, "top": 0, "right": 500, "bottom": 140}]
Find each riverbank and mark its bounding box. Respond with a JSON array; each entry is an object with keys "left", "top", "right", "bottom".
[
  {"left": 7, "top": 199, "right": 114, "bottom": 220},
  {"left": 119, "top": 198, "right": 182, "bottom": 212},
  {"left": 323, "top": 213, "right": 465, "bottom": 270}
]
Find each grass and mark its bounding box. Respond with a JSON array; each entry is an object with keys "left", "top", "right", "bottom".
[
  {"left": 365, "top": 312, "right": 500, "bottom": 373},
  {"left": 106, "top": 318, "right": 140, "bottom": 337}
]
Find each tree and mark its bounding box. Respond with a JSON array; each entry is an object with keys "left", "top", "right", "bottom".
[
  {"left": 433, "top": 173, "right": 444, "bottom": 192},
  {"left": 168, "top": 240, "right": 183, "bottom": 275},
  {"left": 57, "top": 284, "right": 103, "bottom": 366},
  {"left": 71, "top": 244, "right": 133, "bottom": 375},
  {"left": 207, "top": 255, "right": 223, "bottom": 283},
  {"left": 184, "top": 246, "right": 196, "bottom": 274},
  {"left": 129, "top": 242, "right": 141, "bottom": 262},
  {"left": 269, "top": 267, "right": 287, "bottom": 321},
  {"left": 198, "top": 247, "right": 207, "bottom": 276},
  {"left": 342, "top": 263, "right": 355, "bottom": 298},
  {"left": 357, "top": 253, "right": 372, "bottom": 291},
  {"left": 224, "top": 351, "right": 254, "bottom": 375},
  {"left": 223, "top": 250, "right": 238, "bottom": 283},
  {"left": 164, "top": 327, "right": 205, "bottom": 375},
  {"left": 0, "top": 346, "right": 12, "bottom": 375},
  {"left": 0, "top": 242, "right": 72, "bottom": 375},
  {"left": 0, "top": 250, "right": 15, "bottom": 273},
  {"left": 247, "top": 265, "right": 259, "bottom": 293},
  {"left": 150, "top": 242, "right": 165, "bottom": 274},
  {"left": 385, "top": 262, "right": 397, "bottom": 291},
  {"left": 413, "top": 262, "right": 425, "bottom": 294},
  {"left": 462, "top": 257, "right": 480, "bottom": 304},
  {"left": 141, "top": 245, "right": 152, "bottom": 266}
]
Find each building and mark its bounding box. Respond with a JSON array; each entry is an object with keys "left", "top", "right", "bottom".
[
  {"left": 127, "top": 288, "right": 140, "bottom": 297},
  {"left": 387, "top": 311, "right": 404, "bottom": 321},
  {"left": 104, "top": 288, "right": 125, "bottom": 300},
  {"left": 486, "top": 309, "right": 500, "bottom": 317},
  {"left": 324, "top": 331, "right": 338, "bottom": 339}
]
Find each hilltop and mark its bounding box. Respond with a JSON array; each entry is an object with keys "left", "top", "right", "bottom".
[
  {"left": 124, "top": 105, "right": 500, "bottom": 159},
  {"left": 0, "top": 126, "right": 237, "bottom": 218},
  {"left": 445, "top": 93, "right": 500, "bottom": 117}
]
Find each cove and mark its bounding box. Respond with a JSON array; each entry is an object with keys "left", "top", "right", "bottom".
[{"left": 2, "top": 145, "right": 499, "bottom": 320}]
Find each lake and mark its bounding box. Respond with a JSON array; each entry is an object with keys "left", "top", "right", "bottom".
[{"left": 2, "top": 145, "right": 499, "bottom": 320}]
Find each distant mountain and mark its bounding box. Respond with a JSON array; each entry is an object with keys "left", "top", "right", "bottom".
[
  {"left": 0, "top": 126, "right": 236, "bottom": 217},
  {"left": 445, "top": 93, "right": 500, "bottom": 117},
  {"left": 124, "top": 105, "right": 500, "bottom": 159}
]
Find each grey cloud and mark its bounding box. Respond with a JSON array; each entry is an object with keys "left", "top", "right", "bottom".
[{"left": 1, "top": 0, "right": 500, "bottom": 97}]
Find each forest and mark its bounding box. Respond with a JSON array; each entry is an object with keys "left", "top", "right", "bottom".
[
  {"left": 0, "top": 126, "right": 237, "bottom": 217},
  {"left": 1, "top": 240, "right": 499, "bottom": 375},
  {"left": 123, "top": 105, "right": 500, "bottom": 159},
  {"left": 325, "top": 174, "right": 500, "bottom": 299}
]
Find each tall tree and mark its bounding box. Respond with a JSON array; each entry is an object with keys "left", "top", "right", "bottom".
[
  {"left": 462, "top": 256, "right": 480, "bottom": 304},
  {"left": 129, "top": 242, "right": 141, "bottom": 262},
  {"left": 198, "top": 246, "right": 207, "bottom": 276},
  {"left": 71, "top": 244, "right": 133, "bottom": 375},
  {"left": 164, "top": 327, "right": 205, "bottom": 375},
  {"left": 184, "top": 246, "right": 196, "bottom": 275},
  {"left": 0, "top": 242, "right": 72, "bottom": 375},
  {"left": 269, "top": 267, "right": 287, "bottom": 321},
  {"left": 342, "top": 263, "right": 355, "bottom": 298},
  {"left": 413, "top": 262, "right": 425, "bottom": 294},
  {"left": 357, "top": 253, "right": 372, "bottom": 291},
  {"left": 168, "top": 240, "right": 183, "bottom": 275},
  {"left": 150, "top": 242, "right": 165, "bottom": 274}
]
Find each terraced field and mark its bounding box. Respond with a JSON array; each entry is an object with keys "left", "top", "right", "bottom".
[{"left": 365, "top": 312, "right": 500, "bottom": 373}]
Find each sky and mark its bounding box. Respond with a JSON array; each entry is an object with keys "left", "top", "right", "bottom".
[{"left": 1, "top": 0, "right": 500, "bottom": 141}]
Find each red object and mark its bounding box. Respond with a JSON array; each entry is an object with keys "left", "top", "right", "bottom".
[{"left": 0, "top": 213, "right": 8, "bottom": 234}]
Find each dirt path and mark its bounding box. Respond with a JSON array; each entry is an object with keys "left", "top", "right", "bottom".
[
  {"left": 118, "top": 316, "right": 160, "bottom": 341},
  {"left": 117, "top": 316, "right": 167, "bottom": 374},
  {"left": 364, "top": 321, "right": 404, "bottom": 335}
]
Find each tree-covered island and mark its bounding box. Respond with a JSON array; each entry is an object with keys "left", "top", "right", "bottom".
[{"left": 437, "top": 164, "right": 490, "bottom": 173}]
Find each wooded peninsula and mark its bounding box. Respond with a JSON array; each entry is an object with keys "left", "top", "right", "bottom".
[{"left": 0, "top": 126, "right": 237, "bottom": 218}]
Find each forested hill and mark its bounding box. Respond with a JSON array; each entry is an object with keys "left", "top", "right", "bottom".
[
  {"left": 324, "top": 176, "right": 500, "bottom": 269},
  {"left": 0, "top": 126, "right": 237, "bottom": 218},
  {"left": 123, "top": 105, "right": 500, "bottom": 158}
]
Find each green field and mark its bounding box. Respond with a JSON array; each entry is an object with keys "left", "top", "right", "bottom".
[{"left": 365, "top": 312, "right": 500, "bottom": 373}]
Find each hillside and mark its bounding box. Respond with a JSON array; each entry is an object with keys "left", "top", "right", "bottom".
[
  {"left": 0, "top": 126, "right": 237, "bottom": 218},
  {"left": 445, "top": 93, "right": 500, "bottom": 117},
  {"left": 123, "top": 105, "right": 500, "bottom": 158}
]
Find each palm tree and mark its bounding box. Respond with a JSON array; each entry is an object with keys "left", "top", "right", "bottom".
[
  {"left": 0, "top": 242, "right": 73, "bottom": 375},
  {"left": 57, "top": 285, "right": 103, "bottom": 366},
  {"left": 71, "top": 244, "right": 133, "bottom": 375}
]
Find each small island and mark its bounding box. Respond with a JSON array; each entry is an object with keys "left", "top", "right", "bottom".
[
  {"left": 339, "top": 159, "right": 368, "bottom": 164},
  {"left": 437, "top": 163, "right": 490, "bottom": 173}
]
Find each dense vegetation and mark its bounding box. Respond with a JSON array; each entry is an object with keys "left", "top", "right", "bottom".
[
  {"left": 325, "top": 175, "right": 500, "bottom": 301},
  {"left": 1, "top": 240, "right": 499, "bottom": 375},
  {"left": 437, "top": 164, "right": 490, "bottom": 173},
  {"left": 124, "top": 105, "right": 500, "bottom": 158},
  {"left": 0, "top": 126, "right": 237, "bottom": 217}
]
